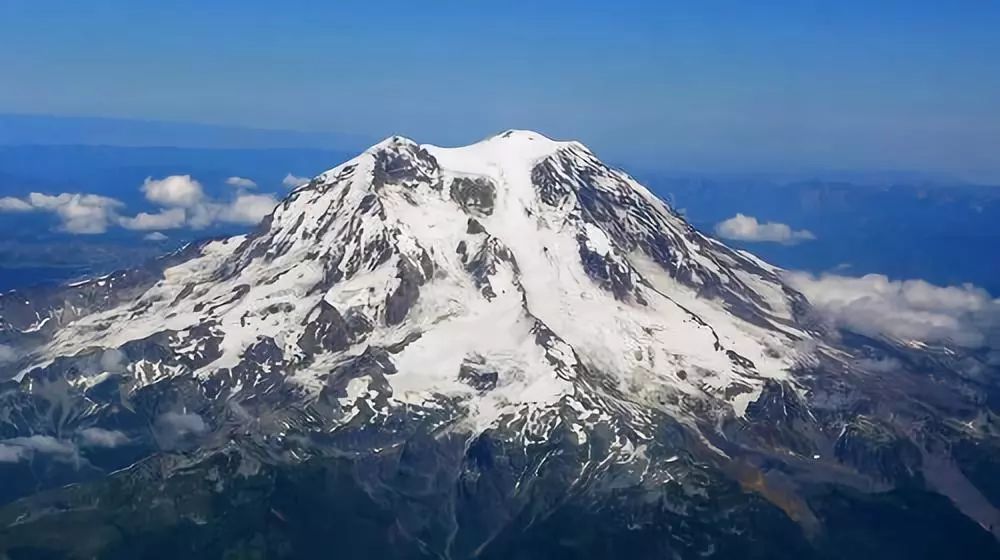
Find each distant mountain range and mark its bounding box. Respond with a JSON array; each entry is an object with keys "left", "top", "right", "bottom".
[{"left": 0, "top": 113, "right": 371, "bottom": 151}]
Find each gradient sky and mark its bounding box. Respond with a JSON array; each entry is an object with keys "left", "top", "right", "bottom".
[{"left": 1, "top": 0, "right": 998, "bottom": 179}]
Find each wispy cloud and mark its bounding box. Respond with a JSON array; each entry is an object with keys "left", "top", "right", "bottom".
[
  {"left": 219, "top": 193, "right": 280, "bottom": 225},
  {"left": 119, "top": 208, "right": 187, "bottom": 231},
  {"left": 155, "top": 411, "right": 208, "bottom": 448},
  {"left": 786, "top": 272, "right": 1000, "bottom": 348},
  {"left": 225, "top": 176, "right": 257, "bottom": 189},
  {"left": 0, "top": 197, "right": 33, "bottom": 212},
  {"left": 715, "top": 214, "right": 815, "bottom": 244},
  {"left": 157, "top": 411, "right": 207, "bottom": 435},
  {"left": 0, "top": 445, "right": 26, "bottom": 463},
  {"left": 78, "top": 427, "right": 130, "bottom": 448},
  {"left": 0, "top": 435, "right": 78, "bottom": 462},
  {"left": 282, "top": 173, "right": 310, "bottom": 188},
  {"left": 0, "top": 344, "right": 16, "bottom": 364}
]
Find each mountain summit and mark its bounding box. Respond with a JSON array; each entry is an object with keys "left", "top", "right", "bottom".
[{"left": 2, "top": 132, "right": 999, "bottom": 558}]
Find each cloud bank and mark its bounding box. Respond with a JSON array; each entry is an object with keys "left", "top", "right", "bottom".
[
  {"left": 0, "top": 174, "right": 279, "bottom": 235},
  {"left": 715, "top": 214, "right": 815, "bottom": 244},
  {"left": 119, "top": 207, "right": 187, "bottom": 231},
  {"left": 0, "top": 435, "right": 78, "bottom": 463},
  {"left": 786, "top": 272, "right": 1000, "bottom": 348},
  {"left": 0, "top": 197, "right": 33, "bottom": 212},
  {"left": 0, "top": 192, "right": 125, "bottom": 234}
]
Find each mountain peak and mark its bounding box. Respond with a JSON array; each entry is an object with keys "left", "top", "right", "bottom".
[
  {"left": 366, "top": 134, "right": 420, "bottom": 153},
  {"left": 14, "top": 130, "right": 812, "bottom": 424},
  {"left": 490, "top": 129, "right": 556, "bottom": 143},
  {"left": 5, "top": 130, "right": 1000, "bottom": 554}
]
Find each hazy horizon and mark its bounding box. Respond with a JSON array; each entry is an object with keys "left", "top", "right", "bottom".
[
  {"left": 1, "top": 111, "right": 997, "bottom": 186},
  {"left": 2, "top": 1, "right": 998, "bottom": 182}
]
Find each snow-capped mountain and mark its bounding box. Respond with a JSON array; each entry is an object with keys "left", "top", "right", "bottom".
[{"left": 1, "top": 131, "right": 999, "bottom": 559}]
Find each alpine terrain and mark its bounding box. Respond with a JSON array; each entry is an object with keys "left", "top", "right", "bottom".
[{"left": 1, "top": 131, "right": 999, "bottom": 559}]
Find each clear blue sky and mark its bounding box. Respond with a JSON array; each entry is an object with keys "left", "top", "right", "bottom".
[{"left": 1, "top": 0, "right": 998, "bottom": 179}]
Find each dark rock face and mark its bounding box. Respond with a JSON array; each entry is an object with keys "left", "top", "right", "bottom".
[
  {"left": 297, "top": 301, "right": 351, "bottom": 354},
  {"left": 834, "top": 419, "right": 922, "bottom": 482},
  {"left": 460, "top": 237, "right": 518, "bottom": 301},
  {"left": 530, "top": 148, "right": 804, "bottom": 329},
  {"left": 385, "top": 254, "right": 430, "bottom": 325},
  {"left": 458, "top": 355, "right": 499, "bottom": 392},
  {"left": 371, "top": 138, "right": 440, "bottom": 191},
  {"left": 450, "top": 177, "right": 496, "bottom": 216},
  {"left": 466, "top": 217, "right": 486, "bottom": 234},
  {"left": 577, "top": 236, "right": 638, "bottom": 302}
]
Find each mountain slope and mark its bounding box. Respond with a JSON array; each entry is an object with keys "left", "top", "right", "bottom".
[{"left": 1, "top": 131, "right": 999, "bottom": 559}]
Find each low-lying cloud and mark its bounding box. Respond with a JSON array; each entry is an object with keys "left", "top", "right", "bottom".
[
  {"left": 0, "top": 428, "right": 131, "bottom": 464},
  {"left": 786, "top": 272, "right": 1000, "bottom": 348},
  {"left": 0, "top": 192, "right": 124, "bottom": 234},
  {"left": 157, "top": 411, "right": 208, "bottom": 435},
  {"left": 119, "top": 207, "right": 187, "bottom": 231},
  {"left": 0, "top": 435, "right": 78, "bottom": 463},
  {"left": 0, "top": 344, "right": 17, "bottom": 364},
  {"left": 715, "top": 214, "right": 816, "bottom": 244},
  {"left": 78, "top": 427, "right": 130, "bottom": 448},
  {"left": 0, "top": 174, "right": 279, "bottom": 235}
]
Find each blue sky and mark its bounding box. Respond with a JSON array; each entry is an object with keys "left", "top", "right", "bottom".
[{"left": 1, "top": 0, "right": 999, "bottom": 179}]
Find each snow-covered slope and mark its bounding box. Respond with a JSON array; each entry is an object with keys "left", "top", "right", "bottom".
[{"left": 20, "top": 130, "right": 815, "bottom": 432}]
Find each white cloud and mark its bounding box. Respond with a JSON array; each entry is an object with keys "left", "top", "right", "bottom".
[
  {"left": 786, "top": 272, "right": 1000, "bottom": 348},
  {"left": 157, "top": 411, "right": 207, "bottom": 435},
  {"left": 0, "top": 192, "right": 125, "bottom": 234},
  {"left": 0, "top": 197, "right": 33, "bottom": 212},
  {"left": 78, "top": 427, "right": 130, "bottom": 448},
  {"left": 715, "top": 214, "right": 815, "bottom": 244},
  {"left": 123, "top": 175, "right": 276, "bottom": 230},
  {"left": 282, "top": 173, "right": 310, "bottom": 188},
  {"left": 0, "top": 444, "right": 26, "bottom": 463},
  {"left": 99, "top": 348, "right": 127, "bottom": 373},
  {"left": 119, "top": 207, "right": 187, "bottom": 231},
  {"left": 185, "top": 202, "right": 222, "bottom": 229},
  {"left": 0, "top": 435, "right": 86, "bottom": 463},
  {"left": 142, "top": 175, "right": 205, "bottom": 208},
  {"left": 218, "top": 193, "right": 278, "bottom": 225},
  {"left": 143, "top": 232, "right": 168, "bottom": 241},
  {"left": 0, "top": 344, "right": 16, "bottom": 364},
  {"left": 5, "top": 173, "right": 277, "bottom": 236},
  {"left": 225, "top": 176, "right": 257, "bottom": 189}
]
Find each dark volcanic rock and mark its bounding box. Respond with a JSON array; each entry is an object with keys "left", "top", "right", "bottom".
[
  {"left": 298, "top": 300, "right": 351, "bottom": 354},
  {"left": 458, "top": 355, "right": 499, "bottom": 392},
  {"left": 450, "top": 177, "right": 496, "bottom": 216}
]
